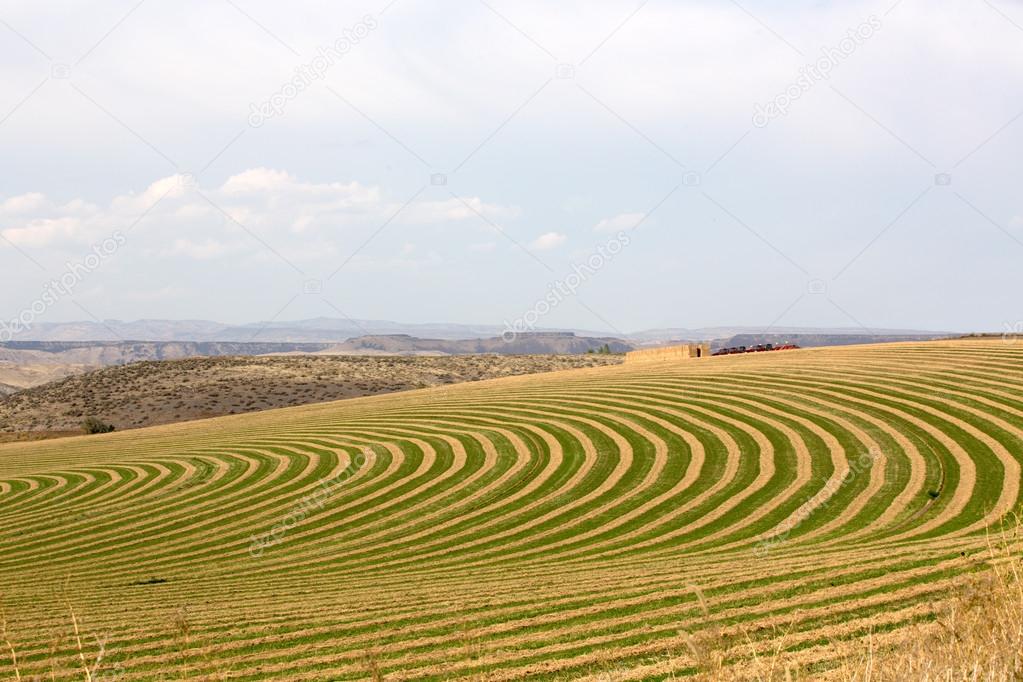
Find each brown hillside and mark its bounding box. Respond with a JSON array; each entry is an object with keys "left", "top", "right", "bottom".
[{"left": 0, "top": 353, "right": 622, "bottom": 433}]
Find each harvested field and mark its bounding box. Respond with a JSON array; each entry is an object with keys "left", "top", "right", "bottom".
[{"left": 0, "top": 339, "right": 1021, "bottom": 680}]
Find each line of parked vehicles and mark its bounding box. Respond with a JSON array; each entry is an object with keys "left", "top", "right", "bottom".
[{"left": 712, "top": 343, "right": 800, "bottom": 356}]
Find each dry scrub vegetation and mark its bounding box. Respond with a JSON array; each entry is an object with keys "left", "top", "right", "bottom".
[
  {"left": 836, "top": 531, "right": 1023, "bottom": 682},
  {"left": 0, "top": 354, "right": 621, "bottom": 433},
  {"left": 667, "top": 524, "right": 1023, "bottom": 682}
]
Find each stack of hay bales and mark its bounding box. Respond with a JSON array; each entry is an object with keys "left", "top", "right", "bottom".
[{"left": 624, "top": 343, "right": 711, "bottom": 364}]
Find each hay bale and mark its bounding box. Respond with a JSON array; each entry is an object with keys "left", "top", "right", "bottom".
[{"left": 624, "top": 343, "right": 710, "bottom": 364}]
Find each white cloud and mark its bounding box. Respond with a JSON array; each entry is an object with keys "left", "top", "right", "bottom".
[
  {"left": 220, "top": 168, "right": 295, "bottom": 195},
  {"left": 2, "top": 217, "right": 84, "bottom": 248},
  {"left": 404, "top": 198, "right": 519, "bottom": 224},
  {"left": 0, "top": 1, "right": 1018, "bottom": 331},
  {"left": 0, "top": 193, "right": 47, "bottom": 214},
  {"left": 290, "top": 215, "right": 315, "bottom": 234},
  {"left": 594, "top": 212, "right": 646, "bottom": 232},
  {"left": 9, "top": 0, "right": 1018, "bottom": 171},
  {"left": 0, "top": 170, "right": 517, "bottom": 265},
  {"left": 0, "top": 194, "right": 103, "bottom": 247},
  {"left": 111, "top": 175, "right": 191, "bottom": 215},
  {"left": 0, "top": 3, "right": 1019, "bottom": 178},
  {"left": 167, "top": 238, "right": 235, "bottom": 260},
  {"left": 530, "top": 232, "right": 567, "bottom": 250}
]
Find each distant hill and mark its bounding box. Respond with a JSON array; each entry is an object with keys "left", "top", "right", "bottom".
[
  {"left": 0, "top": 325, "right": 956, "bottom": 393},
  {"left": 0, "top": 354, "right": 622, "bottom": 432},
  {"left": 0, "top": 335, "right": 629, "bottom": 392},
  {"left": 715, "top": 332, "right": 951, "bottom": 350},
  {"left": 320, "top": 333, "right": 632, "bottom": 356},
  {"left": 1, "top": 340, "right": 331, "bottom": 364},
  {"left": 2, "top": 318, "right": 517, "bottom": 342},
  {"left": 0, "top": 341, "right": 331, "bottom": 391},
  {"left": 625, "top": 326, "right": 955, "bottom": 344},
  {"left": 3, "top": 318, "right": 958, "bottom": 344}
]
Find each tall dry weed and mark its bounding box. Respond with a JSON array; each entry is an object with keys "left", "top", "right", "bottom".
[
  {"left": 0, "top": 593, "right": 22, "bottom": 681},
  {"left": 836, "top": 523, "right": 1023, "bottom": 681}
]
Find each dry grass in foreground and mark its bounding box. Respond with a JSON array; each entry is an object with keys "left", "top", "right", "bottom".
[
  {"left": 834, "top": 537, "right": 1023, "bottom": 682},
  {"left": 670, "top": 523, "right": 1023, "bottom": 682}
]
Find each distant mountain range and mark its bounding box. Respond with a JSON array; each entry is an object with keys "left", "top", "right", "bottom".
[
  {"left": 2, "top": 318, "right": 511, "bottom": 342},
  {"left": 314, "top": 333, "right": 632, "bottom": 356},
  {"left": 719, "top": 333, "right": 953, "bottom": 350},
  {"left": 2, "top": 318, "right": 957, "bottom": 344},
  {"left": 0, "top": 324, "right": 960, "bottom": 393},
  {"left": 0, "top": 334, "right": 633, "bottom": 394},
  {"left": 0, "top": 341, "right": 332, "bottom": 390}
]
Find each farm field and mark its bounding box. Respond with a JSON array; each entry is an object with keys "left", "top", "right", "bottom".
[{"left": 0, "top": 339, "right": 1021, "bottom": 680}]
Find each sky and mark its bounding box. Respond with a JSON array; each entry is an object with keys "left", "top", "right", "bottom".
[{"left": 1, "top": 0, "right": 1022, "bottom": 335}]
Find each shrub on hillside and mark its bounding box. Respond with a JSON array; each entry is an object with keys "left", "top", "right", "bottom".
[{"left": 81, "top": 416, "right": 115, "bottom": 434}]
